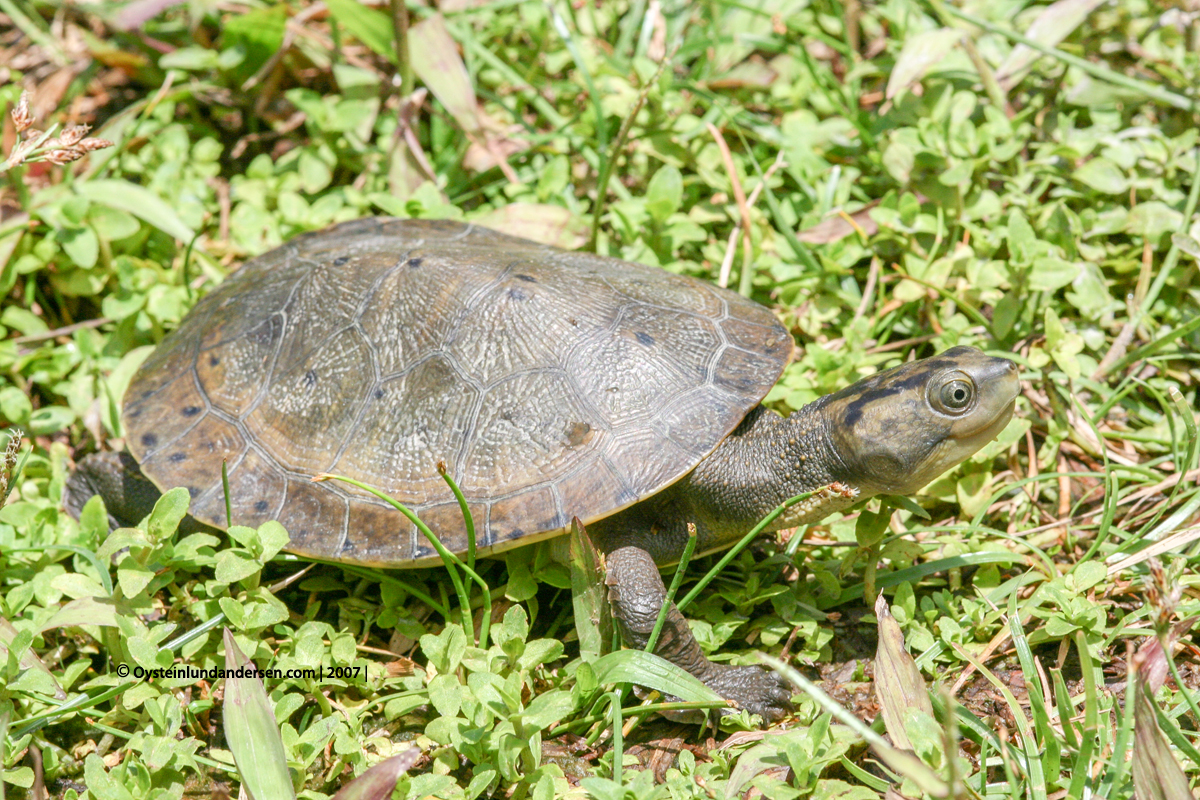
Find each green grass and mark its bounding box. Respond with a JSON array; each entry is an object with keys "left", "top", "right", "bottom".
[{"left": 2, "top": 0, "right": 1200, "bottom": 798}]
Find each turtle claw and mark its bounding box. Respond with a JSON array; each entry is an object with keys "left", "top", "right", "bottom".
[{"left": 705, "top": 664, "right": 793, "bottom": 723}]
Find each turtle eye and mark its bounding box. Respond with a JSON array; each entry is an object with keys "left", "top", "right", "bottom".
[{"left": 939, "top": 379, "right": 973, "bottom": 411}]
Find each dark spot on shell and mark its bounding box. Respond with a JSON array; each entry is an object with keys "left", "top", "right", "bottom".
[
  {"left": 168, "top": 452, "right": 187, "bottom": 463},
  {"left": 141, "top": 433, "right": 158, "bottom": 448},
  {"left": 209, "top": 355, "right": 220, "bottom": 367},
  {"left": 182, "top": 406, "right": 202, "bottom": 417},
  {"left": 374, "top": 388, "right": 385, "bottom": 399},
  {"left": 408, "top": 257, "right": 423, "bottom": 269},
  {"left": 254, "top": 500, "right": 270, "bottom": 513},
  {"left": 509, "top": 528, "right": 524, "bottom": 539},
  {"left": 333, "top": 256, "right": 350, "bottom": 266},
  {"left": 303, "top": 370, "right": 317, "bottom": 388},
  {"left": 515, "top": 274, "right": 537, "bottom": 282},
  {"left": 508, "top": 287, "right": 527, "bottom": 301},
  {"left": 564, "top": 421, "right": 593, "bottom": 447},
  {"left": 635, "top": 332, "right": 655, "bottom": 346}
]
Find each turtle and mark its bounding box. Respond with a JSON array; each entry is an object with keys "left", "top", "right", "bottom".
[{"left": 68, "top": 217, "right": 1020, "bottom": 721}]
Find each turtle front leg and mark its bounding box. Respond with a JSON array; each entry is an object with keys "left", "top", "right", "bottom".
[{"left": 604, "top": 545, "right": 792, "bottom": 722}]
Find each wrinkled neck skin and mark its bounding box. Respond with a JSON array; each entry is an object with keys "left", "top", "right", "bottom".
[
  {"left": 588, "top": 399, "right": 865, "bottom": 565},
  {"left": 683, "top": 400, "right": 864, "bottom": 542}
]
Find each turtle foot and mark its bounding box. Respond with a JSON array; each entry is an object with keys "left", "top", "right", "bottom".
[{"left": 703, "top": 663, "right": 792, "bottom": 722}]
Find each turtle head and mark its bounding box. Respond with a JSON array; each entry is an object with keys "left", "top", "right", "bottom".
[{"left": 821, "top": 346, "right": 1019, "bottom": 497}]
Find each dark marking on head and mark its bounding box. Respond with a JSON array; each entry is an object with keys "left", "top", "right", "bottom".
[
  {"left": 508, "top": 287, "right": 527, "bottom": 301},
  {"left": 303, "top": 370, "right": 318, "bottom": 388},
  {"left": 635, "top": 332, "right": 654, "bottom": 346},
  {"left": 333, "top": 256, "right": 350, "bottom": 266},
  {"left": 408, "top": 257, "right": 423, "bottom": 269},
  {"left": 836, "top": 370, "right": 931, "bottom": 428},
  {"left": 254, "top": 500, "right": 270, "bottom": 513},
  {"left": 168, "top": 452, "right": 187, "bottom": 463},
  {"left": 209, "top": 355, "right": 220, "bottom": 367},
  {"left": 141, "top": 433, "right": 158, "bottom": 448},
  {"left": 182, "top": 406, "right": 202, "bottom": 417},
  {"left": 515, "top": 274, "right": 537, "bottom": 283}
]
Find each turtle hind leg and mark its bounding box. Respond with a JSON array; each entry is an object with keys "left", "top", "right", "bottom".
[
  {"left": 604, "top": 545, "right": 792, "bottom": 723},
  {"left": 65, "top": 451, "right": 164, "bottom": 530}
]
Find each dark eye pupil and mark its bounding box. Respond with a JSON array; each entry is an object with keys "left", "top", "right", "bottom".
[{"left": 943, "top": 380, "right": 971, "bottom": 409}]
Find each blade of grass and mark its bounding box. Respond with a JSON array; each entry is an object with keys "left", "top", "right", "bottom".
[
  {"left": 761, "top": 654, "right": 950, "bottom": 797},
  {"left": 222, "top": 629, "right": 295, "bottom": 800},
  {"left": 314, "top": 473, "right": 491, "bottom": 646},
  {"left": 932, "top": 0, "right": 1195, "bottom": 111},
  {"left": 678, "top": 485, "right": 848, "bottom": 613},
  {"left": 950, "top": 641, "right": 1047, "bottom": 798},
  {"left": 1007, "top": 593, "right": 1060, "bottom": 788},
  {"left": 644, "top": 524, "right": 696, "bottom": 654},
  {"left": 436, "top": 462, "right": 476, "bottom": 572},
  {"left": 588, "top": 50, "right": 672, "bottom": 250}
]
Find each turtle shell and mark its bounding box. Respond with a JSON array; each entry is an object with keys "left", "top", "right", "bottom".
[{"left": 122, "top": 218, "right": 792, "bottom": 566}]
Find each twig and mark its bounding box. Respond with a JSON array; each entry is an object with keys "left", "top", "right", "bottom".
[
  {"left": 589, "top": 49, "right": 674, "bottom": 251},
  {"left": 934, "top": 1, "right": 1195, "bottom": 111},
  {"left": 13, "top": 317, "right": 111, "bottom": 345},
  {"left": 852, "top": 257, "right": 881, "bottom": 324},
  {"left": 392, "top": 0, "right": 413, "bottom": 93},
  {"left": 707, "top": 122, "right": 754, "bottom": 296},
  {"left": 714, "top": 150, "right": 786, "bottom": 291}
]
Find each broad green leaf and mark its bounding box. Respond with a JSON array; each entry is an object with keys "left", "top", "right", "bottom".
[
  {"left": 1074, "top": 156, "right": 1127, "bottom": 194},
  {"left": 221, "top": 4, "right": 287, "bottom": 81},
  {"left": 0, "top": 618, "right": 66, "bottom": 699},
  {"left": 39, "top": 597, "right": 120, "bottom": 631},
  {"left": 1172, "top": 232, "right": 1200, "bottom": 260},
  {"left": 223, "top": 628, "right": 296, "bottom": 800},
  {"left": 28, "top": 406, "right": 76, "bottom": 435},
  {"left": 590, "top": 650, "right": 724, "bottom": 704},
  {"left": 215, "top": 551, "right": 261, "bottom": 585},
  {"left": 147, "top": 486, "right": 191, "bottom": 542},
  {"left": 1007, "top": 209, "right": 1038, "bottom": 264},
  {"left": 645, "top": 165, "right": 683, "bottom": 222},
  {"left": 995, "top": 0, "right": 1107, "bottom": 89},
  {"left": 516, "top": 689, "right": 577, "bottom": 730},
  {"left": 873, "top": 594, "right": 933, "bottom": 752},
  {"left": 298, "top": 151, "right": 333, "bottom": 194},
  {"left": 1072, "top": 560, "right": 1107, "bottom": 591},
  {"left": 409, "top": 15, "right": 478, "bottom": 133},
  {"left": 886, "top": 28, "right": 962, "bottom": 100},
  {"left": 57, "top": 225, "right": 99, "bottom": 268},
  {"left": 76, "top": 180, "right": 195, "bottom": 242},
  {"left": 324, "top": 0, "right": 394, "bottom": 62},
  {"left": 1028, "top": 257, "right": 1080, "bottom": 292},
  {"left": 117, "top": 561, "right": 155, "bottom": 598}
]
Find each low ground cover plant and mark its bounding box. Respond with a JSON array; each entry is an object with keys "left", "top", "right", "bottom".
[{"left": 1, "top": 0, "right": 1199, "bottom": 797}]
